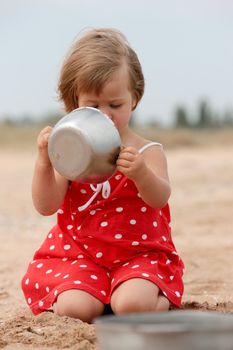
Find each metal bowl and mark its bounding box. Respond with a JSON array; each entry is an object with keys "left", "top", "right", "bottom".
[
  {"left": 95, "top": 311, "right": 233, "bottom": 350},
  {"left": 48, "top": 107, "right": 121, "bottom": 183}
]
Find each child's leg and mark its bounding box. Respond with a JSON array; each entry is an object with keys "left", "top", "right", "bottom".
[
  {"left": 111, "top": 278, "right": 170, "bottom": 315},
  {"left": 53, "top": 289, "right": 105, "bottom": 322}
]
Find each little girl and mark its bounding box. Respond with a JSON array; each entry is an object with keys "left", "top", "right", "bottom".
[{"left": 22, "top": 28, "right": 184, "bottom": 323}]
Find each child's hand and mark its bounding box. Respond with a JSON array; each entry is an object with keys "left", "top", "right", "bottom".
[
  {"left": 116, "top": 146, "right": 147, "bottom": 181},
  {"left": 37, "top": 126, "right": 52, "bottom": 150},
  {"left": 36, "top": 126, "right": 53, "bottom": 165}
]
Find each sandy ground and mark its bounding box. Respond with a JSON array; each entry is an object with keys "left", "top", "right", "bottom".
[{"left": 0, "top": 145, "right": 233, "bottom": 349}]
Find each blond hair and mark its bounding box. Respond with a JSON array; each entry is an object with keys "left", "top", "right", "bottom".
[{"left": 58, "top": 28, "right": 144, "bottom": 112}]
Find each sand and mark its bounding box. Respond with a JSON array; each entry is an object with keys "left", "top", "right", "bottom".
[{"left": 0, "top": 144, "right": 233, "bottom": 349}]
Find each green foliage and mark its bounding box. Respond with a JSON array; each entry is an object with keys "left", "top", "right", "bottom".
[
  {"left": 173, "top": 100, "right": 233, "bottom": 129},
  {"left": 1, "top": 101, "right": 233, "bottom": 129},
  {"left": 174, "top": 106, "right": 189, "bottom": 128}
]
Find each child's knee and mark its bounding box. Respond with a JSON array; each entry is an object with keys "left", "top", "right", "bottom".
[
  {"left": 53, "top": 290, "right": 104, "bottom": 322},
  {"left": 112, "top": 294, "right": 169, "bottom": 315},
  {"left": 111, "top": 279, "right": 170, "bottom": 315},
  {"left": 155, "top": 295, "right": 170, "bottom": 312},
  {"left": 111, "top": 291, "right": 154, "bottom": 315}
]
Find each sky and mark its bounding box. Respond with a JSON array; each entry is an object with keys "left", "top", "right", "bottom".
[{"left": 0, "top": 0, "right": 233, "bottom": 125}]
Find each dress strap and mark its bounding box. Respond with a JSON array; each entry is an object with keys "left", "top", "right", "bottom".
[{"left": 138, "top": 142, "right": 162, "bottom": 154}]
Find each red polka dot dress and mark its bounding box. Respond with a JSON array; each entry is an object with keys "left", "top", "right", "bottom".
[{"left": 22, "top": 143, "right": 184, "bottom": 315}]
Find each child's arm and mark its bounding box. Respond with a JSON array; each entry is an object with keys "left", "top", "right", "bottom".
[
  {"left": 117, "top": 146, "right": 171, "bottom": 208},
  {"left": 32, "top": 126, "right": 69, "bottom": 216}
]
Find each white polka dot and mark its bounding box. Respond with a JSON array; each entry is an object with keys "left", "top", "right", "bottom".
[
  {"left": 166, "top": 259, "right": 172, "bottom": 265},
  {"left": 96, "top": 252, "right": 103, "bottom": 258},
  {"left": 62, "top": 257, "right": 68, "bottom": 262},
  {"left": 71, "top": 260, "right": 77, "bottom": 265},
  {"left": 54, "top": 273, "right": 61, "bottom": 277},
  {"left": 80, "top": 189, "right": 87, "bottom": 194},
  {"left": 54, "top": 290, "right": 58, "bottom": 296},
  {"left": 175, "top": 291, "right": 181, "bottom": 297},
  {"left": 72, "top": 235, "right": 77, "bottom": 240},
  {"left": 162, "top": 236, "right": 167, "bottom": 241},
  {"left": 142, "top": 273, "right": 149, "bottom": 277},
  {"left": 100, "top": 221, "right": 108, "bottom": 227},
  {"left": 142, "top": 234, "right": 148, "bottom": 240},
  {"left": 122, "top": 262, "right": 129, "bottom": 267},
  {"left": 84, "top": 244, "right": 88, "bottom": 249},
  {"left": 111, "top": 278, "right": 115, "bottom": 284},
  {"left": 46, "top": 287, "right": 50, "bottom": 293},
  {"left": 137, "top": 193, "right": 141, "bottom": 198},
  {"left": 28, "top": 298, "right": 32, "bottom": 304},
  {"left": 71, "top": 215, "right": 74, "bottom": 220},
  {"left": 80, "top": 264, "right": 87, "bottom": 268},
  {"left": 77, "top": 254, "right": 84, "bottom": 259},
  {"left": 132, "top": 265, "right": 140, "bottom": 269},
  {"left": 163, "top": 291, "right": 168, "bottom": 297},
  {"left": 101, "top": 290, "right": 106, "bottom": 296},
  {"left": 113, "top": 260, "right": 120, "bottom": 264},
  {"left": 64, "top": 244, "right": 71, "bottom": 250},
  {"left": 36, "top": 263, "right": 43, "bottom": 268},
  {"left": 35, "top": 283, "right": 39, "bottom": 289},
  {"left": 57, "top": 209, "right": 64, "bottom": 214},
  {"left": 116, "top": 207, "right": 123, "bottom": 212},
  {"left": 158, "top": 274, "right": 163, "bottom": 279},
  {"left": 115, "top": 174, "right": 122, "bottom": 180},
  {"left": 25, "top": 278, "right": 29, "bottom": 285},
  {"left": 130, "top": 219, "right": 137, "bottom": 225},
  {"left": 143, "top": 254, "right": 148, "bottom": 258},
  {"left": 115, "top": 233, "right": 122, "bottom": 239},
  {"left": 77, "top": 225, "right": 81, "bottom": 230},
  {"left": 49, "top": 245, "right": 55, "bottom": 251},
  {"left": 67, "top": 225, "right": 73, "bottom": 230},
  {"left": 141, "top": 207, "right": 147, "bottom": 212},
  {"left": 63, "top": 274, "right": 69, "bottom": 279},
  {"left": 170, "top": 275, "right": 174, "bottom": 280},
  {"left": 38, "top": 300, "right": 44, "bottom": 307},
  {"left": 132, "top": 241, "right": 139, "bottom": 246},
  {"left": 59, "top": 234, "right": 63, "bottom": 238},
  {"left": 172, "top": 251, "right": 178, "bottom": 256},
  {"left": 90, "top": 275, "right": 98, "bottom": 280},
  {"left": 153, "top": 221, "right": 158, "bottom": 227},
  {"left": 74, "top": 280, "right": 81, "bottom": 284},
  {"left": 46, "top": 269, "right": 53, "bottom": 274},
  {"left": 150, "top": 260, "right": 158, "bottom": 264},
  {"left": 48, "top": 233, "right": 53, "bottom": 238},
  {"left": 90, "top": 210, "right": 96, "bottom": 215}
]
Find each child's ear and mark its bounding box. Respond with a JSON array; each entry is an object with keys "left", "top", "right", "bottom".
[{"left": 131, "top": 96, "right": 137, "bottom": 110}]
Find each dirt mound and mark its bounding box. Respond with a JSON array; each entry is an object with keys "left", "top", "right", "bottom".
[{"left": 0, "top": 312, "right": 96, "bottom": 350}]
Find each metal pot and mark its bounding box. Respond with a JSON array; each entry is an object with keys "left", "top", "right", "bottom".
[
  {"left": 95, "top": 311, "right": 233, "bottom": 350},
  {"left": 48, "top": 107, "right": 121, "bottom": 184}
]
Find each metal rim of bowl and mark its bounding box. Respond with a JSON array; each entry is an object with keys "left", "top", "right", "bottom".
[{"left": 95, "top": 311, "right": 233, "bottom": 334}]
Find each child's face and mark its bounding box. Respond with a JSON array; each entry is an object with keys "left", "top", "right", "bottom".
[{"left": 78, "top": 65, "right": 136, "bottom": 134}]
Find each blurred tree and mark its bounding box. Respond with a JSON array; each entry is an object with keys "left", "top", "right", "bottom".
[
  {"left": 40, "top": 111, "right": 64, "bottom": 126},
  {"left": 174, "top": 106, "right": 190, "bottom": 128},
  {"left": 196, "top": 100, "right": 213, "bottom": 128},
  {"left": 223, "top": 109, "right": 233, "bottom": 127}
]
